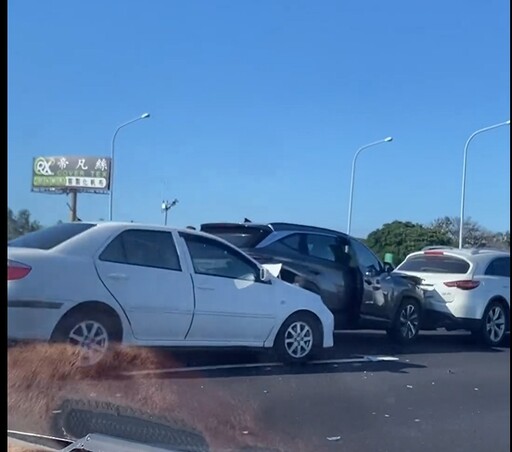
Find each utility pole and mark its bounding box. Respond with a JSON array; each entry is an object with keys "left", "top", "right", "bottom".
[
  {"left": 161, "top": 199, "right": 178, "bottom": 226},
  {"left": 68, "top": 190, "right": 78, "bottom": 221}
]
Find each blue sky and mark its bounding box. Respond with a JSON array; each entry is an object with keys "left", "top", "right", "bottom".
[{"left": 8, "top": 0, "right": 510, "bottom": 237}]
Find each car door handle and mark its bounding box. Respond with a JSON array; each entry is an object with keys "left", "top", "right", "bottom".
[
  {"left": 195, "top": 285, "right": 215, "bottom": 291},
  {"left": 107, "top": 273, "right": 128, "bottom": 280}
]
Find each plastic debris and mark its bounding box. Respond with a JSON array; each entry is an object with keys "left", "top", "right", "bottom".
[
  {"left": 326, "top": 436, "right": 341, "bottom": 441},
  {"left": 406, "top": 385, "right": 413, "bottom": 389},
  {"left": 384, "top": 414, "right": 390, "bottom": 418},
  {"left": 414, "top": 419, "right": 421, "bottom": 422},
  {"left": 242, "top": 431, "right": 249, "bottom": 435},
  {"left": 474, "top": 388, "right": 479, "bottom": 391}
]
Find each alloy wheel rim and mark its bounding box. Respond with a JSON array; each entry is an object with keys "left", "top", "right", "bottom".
[
  {"left": 68, "top": 320, "right": 109, "bottom": 366},
  {"left": 284, "top": 321, "right": 313, "bottom": 358},
  {"left": 399, "top": 304, "right": 419, "bottom": 339},
  {"left": 486, "top": 306, "right": 506, "bottom": 344}
]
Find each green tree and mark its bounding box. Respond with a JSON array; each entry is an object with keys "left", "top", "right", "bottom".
[
  {"left": 8, "top": 208, "right": 42, "bottom": 241},
  {"left": 366, "top": 221, "right": 452, "bottom": 265}
]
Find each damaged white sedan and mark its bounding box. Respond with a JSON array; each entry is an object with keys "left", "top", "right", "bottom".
[{"left": 8, "top": 222, "right": 334, "bottom": 366}]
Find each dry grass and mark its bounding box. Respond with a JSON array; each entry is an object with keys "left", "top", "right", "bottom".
[{"left": 8, "top": 343, "right": 302, "bottom": 452}]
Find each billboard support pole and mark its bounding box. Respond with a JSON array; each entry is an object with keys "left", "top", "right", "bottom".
[{"left": 69, "top": 190, "right": 78, "bottom": 222}]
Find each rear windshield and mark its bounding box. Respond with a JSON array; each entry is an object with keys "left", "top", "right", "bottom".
[
  {"left": 201, "top": 226, "right": 271, "bottom": 249},
  {"left": 8, "top": 223, "right": 96, "bottom": 250},
  {"left": 398, "top": 254, "right": 470, "bottom": 274}
]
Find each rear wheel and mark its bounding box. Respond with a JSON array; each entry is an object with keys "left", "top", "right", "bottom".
[
  {"left": 274, "top": 313, "right": 321, "bottom": 364},
  {"left": 50, "top": 309, "right": 122, "bottom": 367},
  {"left": 478, "top": 301, "right": 507, "bottom": 347},
  {"left": 387, "top": 298, "right": 421, "bottom": 344}
]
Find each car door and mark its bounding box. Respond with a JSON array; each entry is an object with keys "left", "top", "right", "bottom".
[
  {"left": 178, "top": 232, "right": 277, "bottom": 345},
  {"left": 95, "top": 228, "right": 194, "bottom": 341},
  {"left": 301, "top": 233, "right": 353, "bottom": 313},
  {"left": 349, "top": 238, "right": 388, "bottom": 320}
]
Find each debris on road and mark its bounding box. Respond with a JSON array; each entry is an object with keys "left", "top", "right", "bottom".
[
  {"left": 414, "top": 419, "right": 421, "bottom": 422},
  {"left": 326, "top": 436, "right": 341, "bottom": 441},
  {"left": 406, "top": 385, "right": 413, "bottom": 389}
]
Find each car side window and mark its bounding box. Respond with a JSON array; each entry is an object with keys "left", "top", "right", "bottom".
[
  {"left": 485, "top": 257, "right": 510, "bottom": 278},
  {"left": 99, "top": 229, "right": 181, "bottom": 271},
  {"left": 305, "top": 234, "right": 340, "bottom": 263},
  {"left": 349, "top": 239, "right": 383, "bottom": 273},
  {"left": 181, "top": 233, "right": 260, "bottom": 281}
]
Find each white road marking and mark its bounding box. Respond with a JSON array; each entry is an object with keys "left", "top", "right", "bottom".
[{"left": 120, "top": 355, "right": 399, "bottom": 376}]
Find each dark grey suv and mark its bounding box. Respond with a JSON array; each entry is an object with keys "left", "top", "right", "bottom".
[{"left": 201, "top": 222, "right": 425, "bottom": 344}]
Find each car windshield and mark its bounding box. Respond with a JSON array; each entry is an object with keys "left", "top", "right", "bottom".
[
  {"left": 8, "top": 1, "right": 510, "bottom": 452},
  {"left": 397, "top": 255, "right": 471, "bottom": 274}
]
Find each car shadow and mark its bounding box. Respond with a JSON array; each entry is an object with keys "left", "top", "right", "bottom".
[
  {"left": 327, "top": 329, "right": 510, "bottom": 358},
  {"left": 109, "top": 330, "right": 508, "bottom": 380}
]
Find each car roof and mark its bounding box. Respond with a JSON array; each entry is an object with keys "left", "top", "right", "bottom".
[
  {"left": 406, "top": 247, "right": 510, "bottom": 262},
  {"left": 201, "top": 221, "right": 350, "bottom": 238},
  {"left": 91, "top": 221, "right": 218, "bottom": 239}
]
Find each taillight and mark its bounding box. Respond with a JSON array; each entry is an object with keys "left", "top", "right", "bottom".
[
  {"left": 8, "top": 260, "right": 32, "bottom": 281},
  {"left": 424, "top": 251, "right": 444, "bottom": 256},
  {"left": 444, "top": 280, "right": 480, "bottom": 290}
]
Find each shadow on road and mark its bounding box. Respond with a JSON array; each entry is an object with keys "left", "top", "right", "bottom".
[
  {"left": 139, "top": 330, "right": 508, "bottom": 369},
  {"left": 127, "top": 358, "right": 427, "bottom": 380},
  {"left": 328, "top": 330, "right": 510, "bottom": 358}
]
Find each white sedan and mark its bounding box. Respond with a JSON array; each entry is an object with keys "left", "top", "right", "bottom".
[{"left": 8, "top": 222, "right": 334, "bottom": 366}]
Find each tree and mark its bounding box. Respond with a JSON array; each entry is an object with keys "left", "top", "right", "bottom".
[
  {"left": 431, "top": 216, "right": 509, "bottom": 249},
  {"left": 430, "top": 216, "right": 491, "bottom": 248},
  {"left": 8, "top": 208, "right": 42, "bottom": 241},
  {"left": 366, "top": 221, "right": 452, "bottom": 265}
]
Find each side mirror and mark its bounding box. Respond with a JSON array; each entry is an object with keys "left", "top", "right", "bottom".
[
  {"left": 383, "top": 262, "right": 394, "bottom": 273},
  {"left": 365, "top": 265, "right": 378, "bottom": 277},
  {"left": 259, "top": 267, "right": 270, "bottom": 282}
]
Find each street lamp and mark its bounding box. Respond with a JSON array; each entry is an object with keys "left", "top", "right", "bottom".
[
  {"left": 346, "top": 136, "right": 393, "bottom": 235},
  {"left": 458, "top": 120, "right": 510, "bottom": 248},
  {"left": 108, "top": 113, "right": 151, "bottom": 221},
  {"left": 161, "top": 199, "right": 178, "bottom": 226}
]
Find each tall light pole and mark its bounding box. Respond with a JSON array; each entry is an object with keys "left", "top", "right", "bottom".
[
  {"left": 458, "top": 119, "right": 510, "bottom": 248},
  {"left": 346, "top": 137, "right": 393, "bottom": 235},
  {"left": 108, "top": 113, "right": 150, "bottom": 221}
]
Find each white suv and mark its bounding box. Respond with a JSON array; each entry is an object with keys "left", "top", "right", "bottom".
[{"left": 394, "top": 248, "right": 510, "bottom": 346}]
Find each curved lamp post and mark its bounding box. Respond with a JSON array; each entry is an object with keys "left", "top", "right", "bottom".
[
  {"left": 458, "top": 120, "right": 510, "bottom": 248},
  {"left": 346, "top": 137, "right": 393, "bottom": 235},
  {"left": 108, "top": 113, "right": 150, "bottom": 221}
]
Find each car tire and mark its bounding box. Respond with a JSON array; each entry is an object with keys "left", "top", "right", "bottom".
[
  {"left": 274, "top": 312, "right": 321, "bottom": 364},
  {"left": 50, "top": 309, "right": 122, "bottom": 368},
  {"left": 478, "top": 300, "right": 508, "bottom": 347},
  {"left": 387, "top": 298, "right": 421, "bottom": 345}
]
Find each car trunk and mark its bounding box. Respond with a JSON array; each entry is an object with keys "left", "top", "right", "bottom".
[{"left": 395, "top": 252, "right": 473, "bottom": 303}]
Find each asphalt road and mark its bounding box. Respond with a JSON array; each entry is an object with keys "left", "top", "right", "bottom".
[{"left": 8, "top": 331, "right": 510, "bottom": 452}]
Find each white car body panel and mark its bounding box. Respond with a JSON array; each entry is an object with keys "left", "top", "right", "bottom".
[
  {"left": 8, "top": 222, "right": 334, "bottom": 351},
  {"left": 396, "top": 249, "right": 510, "bottom": 321}
]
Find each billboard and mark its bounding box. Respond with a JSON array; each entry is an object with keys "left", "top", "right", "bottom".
[{"left": 31, "top": 156, "right": 111, "bottom": 194}]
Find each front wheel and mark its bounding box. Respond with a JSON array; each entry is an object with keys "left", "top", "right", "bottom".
[
  {"left": 478, "top": 301, "right": 508, "bottom": 347},
  {"left": 387, "top": 298, "right": 421, "bottom": 345},
  {"left": 274, "top": 313, "right": 322, "bottom": 364}
]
